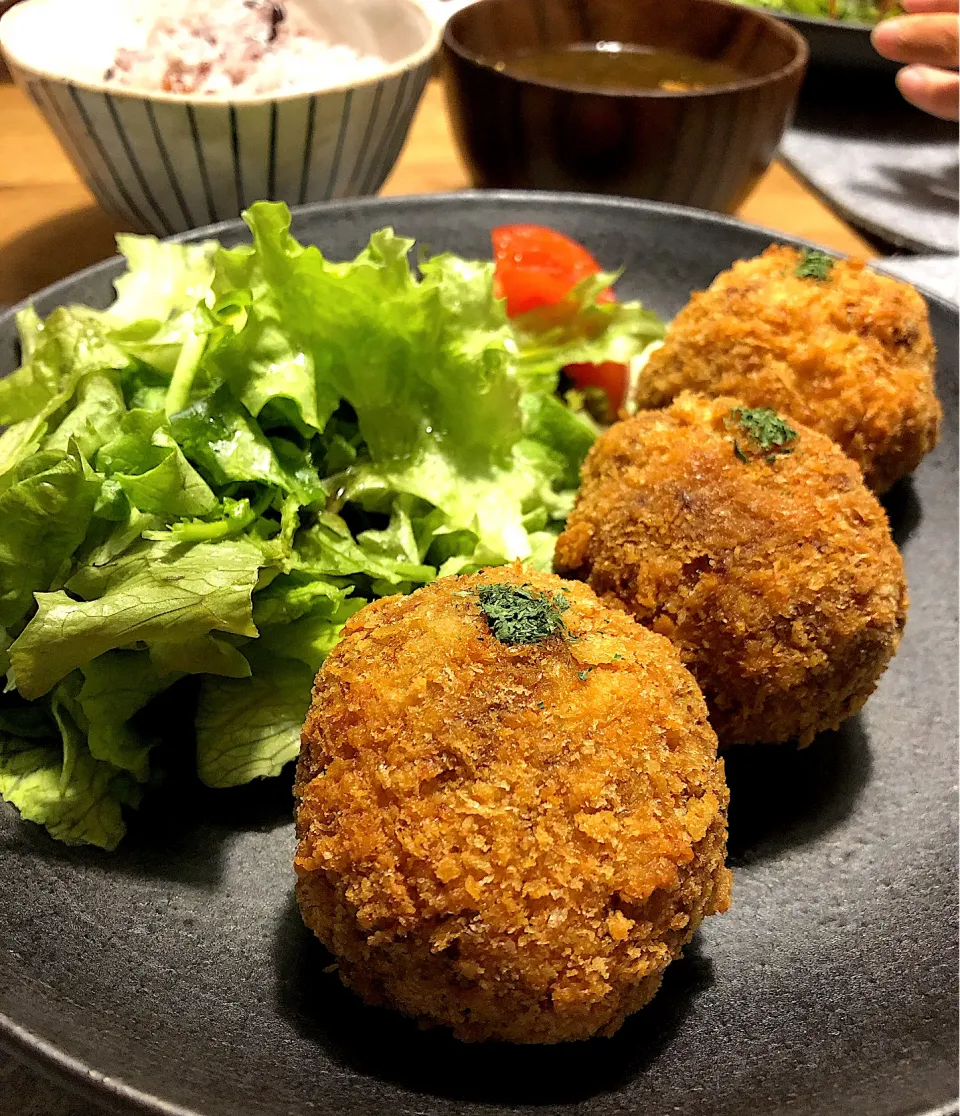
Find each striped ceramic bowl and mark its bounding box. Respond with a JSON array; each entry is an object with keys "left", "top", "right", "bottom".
[{"left": 0, "top": 0, "right": 443, "bottom": 236}]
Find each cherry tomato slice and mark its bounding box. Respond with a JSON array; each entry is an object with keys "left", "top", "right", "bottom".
[
  {"left": 492, "top": 224, "right": 614, "bottom": 317},
  {"left": 565, "top": 360, "right": 630, "bottom": 413},
  {"left": 492, "top": 225, "right": 624, "bottom": 414}
]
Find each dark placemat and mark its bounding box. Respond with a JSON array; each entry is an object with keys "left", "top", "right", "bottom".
[{"left": 781, "top": 69, "right": 959, "bottom": 254}]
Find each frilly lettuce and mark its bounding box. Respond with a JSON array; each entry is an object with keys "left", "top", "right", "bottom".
[{"left": 0, "top": 201, "right": 664, "bottom": 848}]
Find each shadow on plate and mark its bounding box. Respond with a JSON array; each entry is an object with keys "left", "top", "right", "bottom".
[
  {"left": 0, "top": 767, "right": 295, "bottom": 890},
  {"left": 0, "top": 682, "right": 295, "bottom": 889},
  {"left": 272, "top": 893, "right": 713, "bottom": 1106},
  {"left": 0, "top": 203, "right": 129, "bottom": 307},
  {"left": 881, "top": 475, "right": 921, "bottom": 549},
  {"left": 724, "top": 713, "right": 871, "bottom": 869}
]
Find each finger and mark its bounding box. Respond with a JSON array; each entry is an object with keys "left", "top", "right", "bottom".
[
  {"left": 901, "top": 0, "right": 959, "bottom": 14},
  {"left": 872, "top": 14, "right": 960, "bottom": 67},
  {"left": 896, "top": 63, "right": 960, "bottom": 117}
]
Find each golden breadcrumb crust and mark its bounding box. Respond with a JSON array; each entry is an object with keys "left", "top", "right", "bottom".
[
  {"left": 555, "top": 393, "right": 907, "bottom": 747},
  {"left": 294, "top": 565, "right": 731, "bottom": 1044},
  {"left": 633, "top": 245, "right": 940, "bottom": 493}
]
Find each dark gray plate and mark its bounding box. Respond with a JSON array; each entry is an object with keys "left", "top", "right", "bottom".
[{"left": 0, "top": 192, "right": 956, "bottom": 1116}]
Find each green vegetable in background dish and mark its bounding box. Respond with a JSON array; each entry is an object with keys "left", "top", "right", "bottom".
[
  {"left": 730, "top": 0, "right": 900, "bottom": 24},
  {"left": 0, "top": 201, "right": 664, "bottom": 849}
]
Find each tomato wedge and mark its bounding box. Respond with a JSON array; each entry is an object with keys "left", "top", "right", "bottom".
[
  {"left": 491, "top": 225, "right": 614, "bottom": 318},
  {"left": 492, "top": 224, "right": 627, "bottom": 414},
  {"left": 563, "top": 360, "right": 630, "bottom": 414}
]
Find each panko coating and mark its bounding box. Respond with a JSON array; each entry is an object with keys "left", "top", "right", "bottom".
[
  {"left": 294, "top": 565, "right": 732, "bottom": 1044},
  {"left": 555, "top": 393, "right": 907, "bottom": 748},
  {"left": 632, "top": 245, "right": 940, "bottom": 493}
]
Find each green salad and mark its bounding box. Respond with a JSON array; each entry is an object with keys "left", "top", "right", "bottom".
[
  {"left": 733, "top": 0, "right": 900, "bottom": 23},
  {"left": 0, "top": 201, "right": 664, "bottom": 849}
]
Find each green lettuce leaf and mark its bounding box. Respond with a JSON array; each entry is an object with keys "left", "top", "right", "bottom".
[
  {"left": 0, "top": 678, "right": 141, "bottom": 851},
  {"left": 44, "top": 372, "right": 127, "bottom": 461},
  {"left": 195, "top": 588, "right": 361, "bottom": 788},
  {"left": 0, "top": 734, "right": 137, "bottom": 850},
  {"left": 731, "top": 0, "right": 898, "bottom": 23},
  {"left": 0, "top": 309, "right": 65, "bottom": 424},
  {"left": 210, "top": 210, "right": 338, "bottom": 433},
  {"left": 0, "top": 416, "right": 53, "bottom": 486},
  {"left": 0, "top": 307, "right": 131, "bottom": 427},
  {"left": 512, "top": 272, "right": 666, "bottom": 390},
  {"left": 295, "top": 513, "right": 435, "bottom": 585},
  {"left": 0, "top": 445, "right": 101, "bottom": 630},
  {"left": 96, "top": 409, "right": 218, "bottom": 518},
  {"left": 10, "top": 538, "right": 261, "bottom": 699},
  {"left": 148, "top": 635, "right": 251, "bottom": 679},
  {"left": 209, "top": 310, "right": 335, "bottom": 435},
  {"left": 519, "top": 393, "right": 598, "bottom": 491},
  {"left": 251, "top": 571, "right": 350, "bottom": 627},
  {"left": 107, "top": 235, "right": 216, "bottom": 328},
  {"left": 224, "top": 205, "right": 520, "bottom": 466},
  {"left": 256, "top": 594, "right": 365, "bottom": 674},
  {"left": 77, "top": 651, "right": 176, "bottom": 779},
  {"left": 170, "top": 390, "right": 287, "bottom": 487},
  {"left": 195, "top": 654, "right": 315, "bottom": 787}
]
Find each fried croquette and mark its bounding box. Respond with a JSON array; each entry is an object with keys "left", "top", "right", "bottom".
[
  {"left": 555, "top": 393, "right": 908, "bottom": 748},
  {"left": 294, "top": 565, "right": 732, "bottom": 1044},
  {"left": 632, "top": 245, "right": 941, "bottom": 493}
]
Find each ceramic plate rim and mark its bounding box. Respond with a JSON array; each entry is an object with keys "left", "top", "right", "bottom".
[{"left": 2, "top": 190, "right": 957, "bottom": 319}]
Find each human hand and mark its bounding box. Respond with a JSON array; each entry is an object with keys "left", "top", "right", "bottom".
[{"left": 872, "top": 0, "right": 959, "bottom": 120}]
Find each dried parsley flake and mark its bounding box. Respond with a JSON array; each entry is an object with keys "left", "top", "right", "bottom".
[
  {"left": 794, "top": 249, "right": 835, "bottom": 281},
  {"left": 476, "top": 584, "right": 569, "bottom": 645},
  {"left": 726, "top": 406, "right": 798, "bottom": 464}
]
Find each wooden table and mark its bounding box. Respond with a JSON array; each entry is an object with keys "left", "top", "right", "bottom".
[{"left": 0, "top": 78, "right": 874, "bottom": 307}]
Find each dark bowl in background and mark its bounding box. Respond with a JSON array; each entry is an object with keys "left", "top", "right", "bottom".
[
  {"left": 775, "top": 9, "right": 899, "bottom": 75},
  {"left": 442, "top": 0, "right": 808, "bottom": 213}
]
